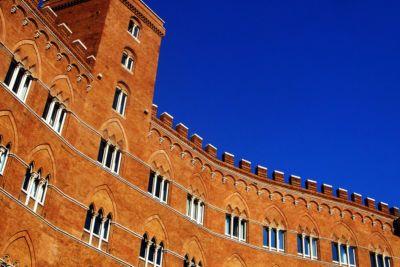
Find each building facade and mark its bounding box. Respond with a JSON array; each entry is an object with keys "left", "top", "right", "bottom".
[{"left": 0, "top": 0, "right": 399, "bottom": 266}]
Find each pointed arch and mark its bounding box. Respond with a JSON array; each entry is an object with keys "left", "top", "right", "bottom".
[
  {"left": 331, "top": 221, "right": 359, "bottom": 246},
  {"left": 12, "top": 39, "right": 42, "bottom": 79},
  {"left": 49, "top": 75, "right": 75, "bottom": 106},
  {"left": 1, "top": 230, "right": 36, "bottom": 267},
  {"left": 264, "top": 205, "right": 288, "bottom": 229},
  {"left": 0, "top": 111, "right": 19, "bottom": 153},
  {"left": 224, "top": 192, "right": 250, "bottom": 218},
  {"left": 182, "top": 236, "right": 207, "bottom": 266},
  {"left": 368, "top": 232, "right": 393, "bottom": 256},
  {"left": 188, "top": 173, "right": 208, "bottom": 200},
  {"left": 223, "top": 254, "right": 247, "bottom": 267},
  {"left": 28, "top": 144, "right": 56, "bottom": 182},
  {"left": 296, "top": 213, "right": 320, "bottom": 236},
  {"left": 142, "top": 215, "right": 169, "bottom": 246},
  {"left": 88, "top": 184, "right": 117, "bottom": 221},
  {"left": 148, "top": 150, "right": 174, "bottom": 179},
  {"left": 100, "top": 118, "right": 129, "bottom": 151}
]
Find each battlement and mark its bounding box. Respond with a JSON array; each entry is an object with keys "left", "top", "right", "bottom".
[{"left": 152, "top": 105, "right": 398, "bottom": 218}]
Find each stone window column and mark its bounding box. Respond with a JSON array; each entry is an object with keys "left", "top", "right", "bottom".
[
  {"left": 24, "top": 173, "right": 37, "bottom": 205},
  {"left": 88, "top": 212, "right": 96, "bottom": 245},
  {"left": 32, "top": 179, "right": 45, "bottom": 212},
  {"left": 144, "top": 241, "right": 151, "bottom": 267},
  {"left": 152, "top": 173, "right": 158, "bottom": 197}
]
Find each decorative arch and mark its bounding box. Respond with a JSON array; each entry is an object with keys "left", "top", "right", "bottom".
[
  {"left": 28, "top": 144, "right": 56, "bottom": 182},
  {"left": 116, "top": 80, "right": 131, "bottom": 95},
  {"left": 88, "top": 184, "right": 117, "bottom": 221},
  {"left": 331, "top": 221, "right": 358, "bottom": 246},
  {"left": 0, "top": 111, "right": 19, "bottom": 153},
  {"left": 49, "top": 75, "right": 75, "bottom": 107},
  {"left": 188, "top": 173, "right": 208, "bottom": 200},
  {"left": 296, "top": 213, "right": 320, "bottom": 236},
  {"left": 182, "top": 236, "right": 206, "bottom": 266},
  {"left": 12, "top": 39, "right": 42, "bottom": 79},
  {"left": 100, "top": 118, "right": 129, "bottom": 151},
  {"left": 1, "top": 230, "right": 36, "bottom": 267},
  {"left": 264, "top": 205, "right": 288, "bottom": 229},
  {"left": 142, "top": 215, "right": 169, "bottom": 246},
  {"left": 148, "top": 150, "right": 174, "bottom": 179},
  {"left": 368, "top": 232, "right": 393, "bottom": 256},
  {"left": 223, "top": 254, "right": 247, "bottom": 267},
  {"left": 224, "top": 192, "right": 250, "bottom": 218}
]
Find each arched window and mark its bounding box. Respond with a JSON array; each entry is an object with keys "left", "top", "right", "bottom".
[
  {"left": 0, "top": 144, "right": 10, "bottom": 175},
  {"left": 42, "top": 94, "right": 67, "bottom": 134},
  {"left": 370, "top": 252, "right": 391, "bottom": 267},
  {"left": 297, "top": 234, "right": 318, "bottom": 260},
  {"left": 148, "top": 171, "right": 169, "bottom": 203},
  {"left": 332, "top": 242, "right": 356, "bottom": 266},
  {"left": 186, "top": 194, "right": 204, "bottom": 225},
  {"left": 4, "top": 59, "right": 33, "bottom": 102},
  {"left": 128, "top": 19, "right": 141, "bottom": 39},
  {"left": 97, "top": 138, "right": 122, "bottom": 174},
  {"left": 225, "top": 214, "right": 247, "bottom": 242},
  {"left": 139, "top": 234, "right": 164, "bottom": 266},
  {"left": 121, "top": 51, "right": 134, "bottom": 72},
  {"left": 112, "top": 87, "right": 128, "bottom": 116},
  {"left": 263, "top": 226, "right": 285, "bottom": 252},
  {"left": 21, "top": 165, "right": 49, "bottom": 213},
  {"left": 83, "top": 205, "right": 112, "bottom": 250}
]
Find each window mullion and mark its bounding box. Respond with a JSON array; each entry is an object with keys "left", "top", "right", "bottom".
[
  {"left": 88, "top": 213, "right": 96, "bottom": 245},
  {"left": 152, "top": 173, "right": 158, "bottom": 197},
  {"left": 268, "top": 227, "right": 272, "bottom": 251},
  {"left": 8, "top": 64, "right": 21, "bottom": 90},
  {"left": 102, "top": 143, "right": 109, "bottom": 166}
]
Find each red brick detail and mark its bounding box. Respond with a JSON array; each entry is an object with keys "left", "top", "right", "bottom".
[
  {"left": 222, "top": 152, "right": 234, "bottom": 165},
  {"left": 190, "top": 134, "right": 203, "bottom": 147},
  {"left": 205, "top": 144, "right": 217, "bottom": 158},
  {"left": 365, "top": 198, "right": 376, "bottom": 209},
  {"left": 390, "top": 207, "right": 399, "bottom": 217},
  {"left": 290, "top": 175, "right": 301, "bottom": 187},
  {"left": 175, "top": 123, "right": 188, "bottom": 138},
  {"left": 160, "top": 112, "right": 173, "bottom": 128},
  {"left": 322, "top": 184, "right": 333, "bottom": 196},
  {"left": 239, "top": 160, "right": 251, "bottom": 172},
  {"left": 378, "top": 202, "right": 389, "bottom": 213},
  {"left": 256, "top": 165, "right": 267, "bottom": 178},
  {"left": 337, "top": 188, "right": 348, "bottom": 200},
  {"left": 306, "top": 180, "right": 317, "bottom": 192},
  {"left": 351, "top": 193, "right": 362, "bottom": 205},
  {"left": 273, "top": 171, "right": 284, "bottom": 183}
]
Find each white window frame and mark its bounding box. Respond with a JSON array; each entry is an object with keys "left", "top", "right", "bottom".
[
  {"left": 332, "top": 242, "right": 357, "bottom": 267},
  {"left": 0, "top": 146, "right": 9, "bottom": 175},
  {"left": 121, "top": 52, "right": 134, "bottom": 72},
  {"left": 186, "top": 194, "right": 204, "bottom": 225},
  {"left": 298, "top": 234, "right": 318, "bottom": 260},
  {"left": 263, "top": 226, "right": 285, "bottom": 252},
  {"left": 148, "top": 172, "right": 169, "bottom": 203},
  {"left": 112, "top": 87, "right": 128, "bottom": 116},
  {"left": 128, "top": 19, "right": 141, "bottom": 40},
  {"left": 21, "top": 171, "right": 48, "bottom": 212},
  {"left": 42, "top": 96, "right": 67, "bottom": 134},
  {"left": 98, "top": 139, "right": 122, "bottom": 174},
  {"left": 4, "top": 60, "right": 33, "bottom": 102},
  {"left": 370, "top": 252, "right": 391, "bottom": 267},
  {"left": 140, "top": 238, "right": 164, "bottom": 267},
  {"left": 225, "top": 214, "right": 247, "bottom": 242},
  {"left": 84, "top": 208, "right": 111, "bottom": 249}
]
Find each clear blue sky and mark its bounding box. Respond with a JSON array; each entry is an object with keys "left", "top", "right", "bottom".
[{"left": 146, "top": 0, "right": 400, "bottom": 210}]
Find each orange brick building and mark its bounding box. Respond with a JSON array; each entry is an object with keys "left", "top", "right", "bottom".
[{"left": 0, "top": 0, "right": 399, "bottom": 266}]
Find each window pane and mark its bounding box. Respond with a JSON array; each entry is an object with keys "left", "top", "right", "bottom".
[
  {"left": 140, "top": 238, "right": 146, "bottom": 258},
  {"left": 56, "top": 109, "right": 66, "bottom": 133},
  {"left": 148, "top": 172, "right": 155, "bottom": 193},
  {"left": 340, "top": 244, "right": 348, "bottom": 264},
  {"left": 0, "top": 149, "right": 7, "bottom": 172},
  {"left": 4, "top": 59, "right": 17, "bottom": 86},
  {"left": 84, "top": 209, "right": 92, "bottom": 230},
  {"left": 120, "top": 93, "right": 127, "bottom": 114},
  {"left": 42, "top": 95, "right": 52, "bottom": 120},
  {"left": 304, "top": 236, "right": 310, "bottom": 256},
  {"left": 93, "top": 214, "right": 102, "bottom": 235},
  {"left": 370, "top": 253, "right": 377, "bottom": 267},
  {"left": 121, "top": 53, "right": 127, "bottom": 65},
  {"left": 278, "top": 230, "right": 285, "bottom": 250},
  {"left": 349, "top": 247, "right": 356, "bottom": 265},
  {"left": 225, "top": 214, "right": 231, "bottom": 235},
  {"left": 134, "top": 26, "right": 140, "bottom": 38},
  {"left": 20, "top": 75, "right": 31, "bottom": 100},
  {"left": 162, "top": 181, "right": 168, "bottom": 202},
  {"left": 103, "top": 219, "right": 110, "bottom": 240},
  {"left": 128, "top": 20, "right": 134, "bottom": 33},
  {"left": 128, "top": 58, "right": 133, "bottom": 70},
  {"left": 39, "top": 182, "right": 47, "bottom": 203},
  {"left": 156, "top": 245, "right": 162, "bottom": 265},
  {"left": 105, "top": 145, "right": 115, "bottom": 168},
  {"left": 193, "top": 200, "right": 198, "bottom": 220},
  {"left": 49, "top": 102, "right": 60, "bottom": 126},
  {"left": 97, "top": 139, "right": 107, "bottom": 163},
  {"left": 113, "top": 150, "right": 121, "bottom": 173},
  {"left": 155, "top": 175, "right": 162, "bottom": 198},
  {"left": 232, "top": 217, "right": 239, "bottom": 237},
  {"left": 148, "top": 242, "right": 156, "bottom": 262},
  {"left": 384, "top": 257, "right": 391, "bottom": 267},
  {"left": 297, "top": 235, "right": 303, "bottom": 254},
  {"left": 312, "top": 238, "right": 318, "bottom": 258},
  {"left": 22, "top": 169, "right": 31, "bottom": 191},
  {"left": 12, "top": 68, "right": 25, "bottom": 93},
  {"left": 332, "top": 243, "right": 339, "bottom": 262},
  {"left": 377, "top": 254, "right": 384, "bottom": 267},
  {"left": 112, "top": 89, "right": 120, "bottom": 110},
  {"left": 263, "top": 227, "right": 269, "bottom": 247},
  {"left": 186, "top": 195, "right": 191, "bottom": 216},
  {"left": 271, "top": 228, "right": 277, "bottom": 248},
  {"left": 240, "top": 220, "right": 246, "bottom": 240}
]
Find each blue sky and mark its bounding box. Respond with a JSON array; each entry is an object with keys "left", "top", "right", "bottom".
[{"left": 146, "top": 0, "right": 400, "bottom": 209}]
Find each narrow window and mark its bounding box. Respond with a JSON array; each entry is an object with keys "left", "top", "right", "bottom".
[
  {"left": 271, "top": 228, "right": 277, "bottom": 248},
  {"left": 84, "top": 206, "right": 94, "bottom": 231},
  {"left": 232, "top": 216, "right": 239, "bottom": 238},
  {"left": 332, "top": 242, "right": 339, "bottom": 262},
  {"left": 112, "top": 88, "right": 128, "bottom": 115},
  {"left": 0, "top": 145, "right": 9, "bottom": 175},
  {"left": 121, "top": 52, "right": 134, "bottom": 71},
  {"left": 263, "top": 227, "right": 269, "bottom": 247},
  {"left": 278, "top": 230, "right": 285, "bottom": 251},
  {"left": 225, "top": 214, "right": 231, "bottom": 235},
  {"left": 128, "top": 19, "right": 141, "bottom": 39}
]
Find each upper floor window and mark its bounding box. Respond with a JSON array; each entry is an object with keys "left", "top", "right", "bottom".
[
  {"left": 186, "top": 194, "right": 204, "bottom": 225},
  {"left": 0, "top": 145, "right": 10, "bottom": 175},
  {"left": 370, "top": 252, "right": 391, "bottom": 267},
  {"left": 139, "top": 234, "right": 164, "bottom": 267},
  {"left": 148, "top": 171, "right": 169, "bottom": 203},
  {"left": 42, "top": 95, "right": 67, "bottom": 134},
  {"left": 332, "top": 242, "right": 356, "bottom": 266},
  {"left": 128, "top": 19, "right": 141, "bottom": 39},
  {"left": 263, "top": 226, "right": 285, "bottom": 252},
  {"left": 97, "top": 139, "right": 122, "bottom": 174},
  {"left": 83, "top": 204, "right": 112, "bottom": 250},
  {"left": 4, "top": 59, "right": 32, "bottom": 102},
  {"left": 121, "top": 51, "right": 134, "bottom": 72},
  {"left": 297, "top": 234, "right": 318, "bottom": 260},
  {"left": 184, "top": 255, "right": 202, "bottom": 267},
  {"left": 21, "top": 164, "right": 49, "bottom": 213},
  {"left": 225, "top": 214, "right": 247, "bottom": 242},
  {"left": 112, "top": 87, "right": 128, "bottom": 116}
]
